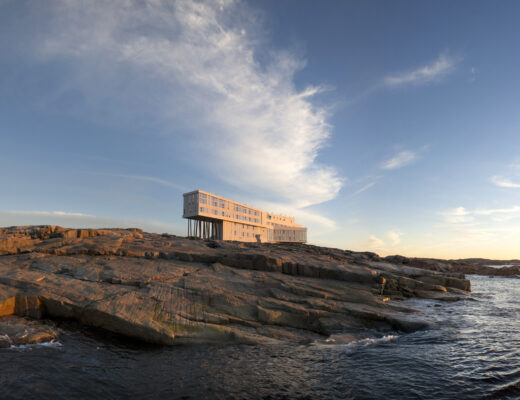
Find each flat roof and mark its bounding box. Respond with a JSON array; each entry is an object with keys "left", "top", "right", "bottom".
[{"left": 184, "top": 189, "right": 291, "bottom": 217}]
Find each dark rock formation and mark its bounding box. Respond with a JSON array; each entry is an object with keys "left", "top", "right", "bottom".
[
  {"left": 0, "top": 226, "right": 472, "bottom": 345},
  {"left": 0, "top": 316, "right": 58, "bottom": 347},
  {"left": 384, "top": 255, "right": 520, "bottom": 277}
]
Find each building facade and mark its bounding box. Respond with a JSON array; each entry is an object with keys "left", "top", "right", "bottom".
[{"left": 183, "top": 190, "right": 307, "bottom": 243}]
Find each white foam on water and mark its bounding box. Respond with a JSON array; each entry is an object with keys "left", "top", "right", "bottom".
[
  {"left": 342, "top": 334, "right": 399, "bottom": 348},
  {"left": 7, "top": 339, "right": 63, "bottom": 351},
  {"left": 315, "top": 333, "right": 399, "bottom": 349}
]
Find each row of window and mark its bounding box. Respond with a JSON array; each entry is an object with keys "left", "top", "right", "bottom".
[
  {"left": 200, "top": 207, "right": 227, "bottom": 216},
  {"left": 211, "top": 209, "right": 227, "bottom": 217},
  {"left": 234, "top": 205, "right": 259, "bottom": 216},
  {"left": 196, "top": 194, "right": 263, "bottom": 220},
  {"left": 197, "top": 207, "right": 260, "bottom": 223},
  {"left": 232, "top": 223, "right": 258, "bottom": 230},
  {"left": 235, "top": 214, "right": 259, "bottom": 223},
  {"left": 234, "top": 231, "right": 258, "bottom": 237},
  {"left": 198, "top": 193, "right": 226, "bottom": 208}
]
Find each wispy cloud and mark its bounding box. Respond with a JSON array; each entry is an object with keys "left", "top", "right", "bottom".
[
  {"left": 364, "top": 230, "right": 402, "bottom": 252},
  {"left": 368, "top": 235, "right": 385, "bottom": 248},
  {"left": 0, "top": 210, "right": 184, "bottom": 234},
  {"left": 105, "top": 174, "right": 187, "bottom": 191},
  {"left": 387, "top": 230, "right": 401, "bottom": 246},
  {"left": 469, "top": 66, "right": 478, "bottom": 83},
  {"left": 380, "top": 150, "right": 418, "bottom": 170},
  {"left": 38, "top": 0, "right": 342, "bottom": 209},
  {"left": 383, "top": 54, "right": 459, "bottom": 87},
  {"left": 440, "top": 207, "right": 475, "bottom": 225},
  {"left": 441, "top": 205, "right": 520, "bottom": 225},
  {"left": 4, "top": 210, "right": 94, "bottom": 218},
  {"left": 491, "top": 176, "right": 520, "bottom": 188},
  {"left": 255, "top": 200, "right": 337, "bottom": 232},
  {"left": 474, "top": 206, "right": 520, "bottom": 216},
  {"left": 352, "top": 181, "right": 377, "bottom": 196}
]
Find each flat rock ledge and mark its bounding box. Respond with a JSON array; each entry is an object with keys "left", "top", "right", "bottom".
[{"left": 0, "top": 226, "right": 471, "bottom": 345}]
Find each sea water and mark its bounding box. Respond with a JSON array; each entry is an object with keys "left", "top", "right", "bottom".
[{"left": 1, "top": 275, "right": 518, "bottom": 400}]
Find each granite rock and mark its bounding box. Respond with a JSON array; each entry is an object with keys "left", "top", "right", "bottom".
[{"left": 0, "top": 226, "right": 472, "bottom": 345}]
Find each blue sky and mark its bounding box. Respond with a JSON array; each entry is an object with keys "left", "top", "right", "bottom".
[{"left": 1, "top": 0, "right": 519, "bottom": 259}]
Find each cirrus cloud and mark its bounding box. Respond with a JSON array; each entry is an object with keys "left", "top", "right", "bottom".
[
  {"left": 38, "top": 0, "right": 342, "bottom": 209},
  {"left": 380, "top": 150, "right": 418, "bottom": 170},
  {"left": 383, "top": 54, "right": 460, "bottom": 87},
  {"left": 491, "top": 176, "right": 520, "bottom": 189}
]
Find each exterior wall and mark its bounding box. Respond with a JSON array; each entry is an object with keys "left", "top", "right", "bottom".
[
  {"left": 183, "top": 190, "right": 307, "bottom": 243},
  {"left": 272, "top": 225, "right": 307, "bottom": 243},
  {"left": 222, "top": 221, "right": 268, "bottom": 242}
]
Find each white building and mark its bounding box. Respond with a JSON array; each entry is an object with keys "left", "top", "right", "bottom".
[{"left": 183, "top": 190, "right": 307, "bottom": 243}]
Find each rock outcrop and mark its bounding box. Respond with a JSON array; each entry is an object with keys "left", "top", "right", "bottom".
[
  {"left": 384, "top": 255, "right": 520, "bottom": 277},
  {"left": 0, "top": 315, "right": 58, "bottom": 348},
  {"left": 0, "top": 226, "right": 471, "bottom": 345}
]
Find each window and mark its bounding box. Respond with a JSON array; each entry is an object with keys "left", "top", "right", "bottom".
[{"left": 200, "top": 207, "right": 205, "bottom": 212}]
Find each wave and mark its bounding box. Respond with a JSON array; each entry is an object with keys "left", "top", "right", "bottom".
[
  {"left": 316, "top": 333, "right": 399, "bottom": 348},
  {"left": 6, "top": 340, "right": 63, "bottom": 351}
]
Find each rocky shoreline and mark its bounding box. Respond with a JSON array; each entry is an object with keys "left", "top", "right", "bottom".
[
  {"left": 0, "top": 225, "right": 478, "bottom": 347},
  {"left": 384, "top": 255, "right": 520, "bottom": 277}
]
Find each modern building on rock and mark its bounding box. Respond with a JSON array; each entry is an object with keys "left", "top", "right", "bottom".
[{"left": 183, "top": 189, "right": 307, "bottom": 243}]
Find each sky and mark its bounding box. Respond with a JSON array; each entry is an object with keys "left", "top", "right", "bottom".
[{"left": 1, "top": 0, "right": 520, "bottom": 259}]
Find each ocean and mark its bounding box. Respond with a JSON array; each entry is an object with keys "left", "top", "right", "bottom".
[{"left": 1, "top": 275, "right": 519, "bottom": 400}]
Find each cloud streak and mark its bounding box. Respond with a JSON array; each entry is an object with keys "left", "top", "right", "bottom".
[
  {"left": 39, "top": 0, "right": 342, "bottom": 209},
  {"left": 441, "top": 205, "right": 520, "bottom": 225},
  {"left": 383, "top": 54, "right": 459, "bottom": 87},
  {"left": 4, "top": 210, "right": 94, "bottom": 218},
  {"left": 474, "top": 206, "right": 520, "bottom": 216},
  {"left": 441, "top": 207, "right": 475, "bottom": 225},
  {"left": 352, "top": 181, "right": 377, "bottom": 196},
  {"left": 105, "top": 174, "right": 188, "bottom": 191},
  {"left": 0, "top": 210, "right": 184, "bottom": 234},
  {"left": 380, "top": 150, "right": 417, "bottom": 170},
  {"left": 387, "top": 230, "right": 401, "bottom": 246},
  {"left": 491, "top": 176, "right": 520, "bottom": 188}
]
